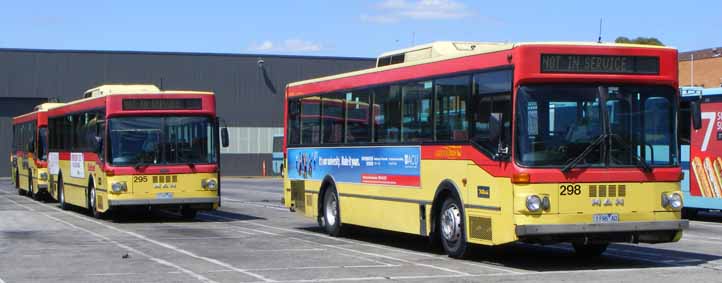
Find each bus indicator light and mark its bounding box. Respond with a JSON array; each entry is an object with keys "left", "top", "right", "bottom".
[{"left": 511, "top": 173, "right": 530, "bottom": 184}]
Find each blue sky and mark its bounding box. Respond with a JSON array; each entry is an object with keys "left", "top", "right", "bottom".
[{"left": 0, "top": 0, "right": 719, "bottom": 58}]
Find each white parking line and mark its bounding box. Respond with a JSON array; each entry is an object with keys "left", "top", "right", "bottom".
[
  {"left": 222, "top": 197, "right": 288, "bottom": 211},
  {"left": 200, "top": 213, "right": 280, "bottom": 236},
  {"left": 4, "top": 197, "right": 218, "bottom": 283},
  {"left": 6, "top": 194, "right": 276, "bottom": 282},
  {"left": 328, "top": 244, "right": 471, "bottom": 275},
  {"left": 202, "top": 212, "right": 481, "bottom": 274},
  {"left": 225, "top": 218, "right": 523, "bottom": 275}
]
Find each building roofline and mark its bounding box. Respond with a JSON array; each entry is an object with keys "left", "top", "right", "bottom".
[
  {"left": 0, "top": 47, "right": 375, "bottom": 62},
  {"left": 679, "top": 46, "right": 722, "bottom": 61}
]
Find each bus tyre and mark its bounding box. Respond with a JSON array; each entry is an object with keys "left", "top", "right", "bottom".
[
  {"left": 682, "top": 208, "right": 698, "bottom": 219},
  {"left": 439, "top": 197, "right": 468, "bottom": 258},
  {"left": 58, "top": 177, "right": 68, "bottom": 210},
  {"left": 88, "top": 185, "right": 102, "bottom": 219},
  {"left": 180, "top": 206, "right": 197, "bottom": 219},
  {"left": 27, "top": 175, "right": 34, "bottom": 200},
  {"left": 16, "top": 172, "right": 23, "bottom": 195},
  {"left": 322, "top": 185, "right": 344, "bottom": 237},
  {"left": 572, "top": 242, "right": 608, "bottom": 257}
]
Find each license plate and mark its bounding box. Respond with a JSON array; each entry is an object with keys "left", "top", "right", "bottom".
[
  {"left": 593, "top": 213, "right": 619, "bottom": 224},
  {"left": 156, "top": 192, "right": 173, "bottom": 199}
]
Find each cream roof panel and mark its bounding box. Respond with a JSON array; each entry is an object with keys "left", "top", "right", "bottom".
[{"left": 289, "top": 41, "right": 675, "bottom": 88}]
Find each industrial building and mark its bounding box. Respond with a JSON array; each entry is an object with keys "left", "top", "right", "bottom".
[
  {"left": 0, "top": 48, "right": 374, "bottom": 176},
  {"left": 679, "top": 47, "right": 722, "bottom": 87}
]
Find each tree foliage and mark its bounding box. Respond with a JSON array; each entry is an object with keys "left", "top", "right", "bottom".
[{"left": 614, "top": 36, "right": 664, "bottom": 46}]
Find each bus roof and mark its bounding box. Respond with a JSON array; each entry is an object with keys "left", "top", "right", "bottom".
[
  {"left": 83, "top": 84, "right": 213, "bottom": 98},
  {"left": 288, "top": 41, "right": 675, "bottom": 88},
  {"left": 12, "top": 102, "right": 65, "bottom": 121}
]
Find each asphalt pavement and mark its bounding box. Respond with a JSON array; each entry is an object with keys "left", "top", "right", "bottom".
[{"left": 2, "top": 178, "right": 722, "bottom": 282}]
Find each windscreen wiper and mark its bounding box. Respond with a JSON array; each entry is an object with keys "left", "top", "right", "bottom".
[
  {"left": 608, "top": 134, "right": 652, "bottom": 172},
  {"left": 561, "top": 134, "right": 607, "bottom": 173}
]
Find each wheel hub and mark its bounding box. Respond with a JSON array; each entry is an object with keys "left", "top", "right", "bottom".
[
  {"left": 441, "top": 204, "right": 461, "bottom": 242},
  {"left": 325, "top": 194, "right": 338, "bottom": 226}
]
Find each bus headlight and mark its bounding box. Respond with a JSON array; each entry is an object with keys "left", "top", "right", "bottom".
[
  {"left": 662, "top": 192, "right": 683, "bottom": 209},
  {"left": 526, "top": 195, "right": 542, "bottom": 212},
  {"left": 111, "top": 181, "right": 127, "bottom": 193},
  {"left": 202, "top": 179, "right": 218, "bottom": 190},
  {"left": 39, "top": 172, "right": 48, "bottom": 181}
]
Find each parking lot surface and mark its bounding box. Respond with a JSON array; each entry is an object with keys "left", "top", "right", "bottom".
[{"left": 2, "top": 178, "right": 722, "bottom": 282}]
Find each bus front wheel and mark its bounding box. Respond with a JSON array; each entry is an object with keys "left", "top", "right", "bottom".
[
  {"left": 439, "top": 197, "right": 468, "bottom": 258},
  {"left": 180, "top": 206, "right": 197, "bottom": 219},
  {"left": 682, "top": 208, "right": 698, "bottom": 219},
  {"left": 572, "top": 242, "right": 608, "bottom": 257},
  {"left": 322, "top": 185, "right": 344, "bottom": 237},
  {"left": 58, "top": 177, "right": 68, "bottom": 210},
  {"left": 88, "top": 184, "right": 102, "bottom": 219}
]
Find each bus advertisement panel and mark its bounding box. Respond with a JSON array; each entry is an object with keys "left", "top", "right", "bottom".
[
  {"left": 680, "top": 87, "right": 722, "bottom": 217},
  {"left": 288, "top": 146, "right": 420, "bottom": 186}
]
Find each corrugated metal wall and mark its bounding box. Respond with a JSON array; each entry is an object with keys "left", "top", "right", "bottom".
[{"left": 0, "top": 49, "right": 375, "bottom": 176}]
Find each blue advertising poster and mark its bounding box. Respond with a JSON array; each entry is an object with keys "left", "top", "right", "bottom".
[{"left": 287, "top": 146, "right": 421, "bottom": 186}]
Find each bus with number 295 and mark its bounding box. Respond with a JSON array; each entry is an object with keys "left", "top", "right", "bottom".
[
  {"left": 14, "top": 84, "right": 230, "bottom": 219},
  {"left": 283, "top": 41, "right": 698, "bottom": 258}
]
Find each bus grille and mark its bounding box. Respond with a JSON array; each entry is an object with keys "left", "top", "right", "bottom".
[{"left": 469, "top": 216, "right": 492, "bottom": 241}]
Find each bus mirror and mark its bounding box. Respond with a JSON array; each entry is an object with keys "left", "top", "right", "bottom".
[
  {"left": 489, "top": 113, "right": 503, "bottom": 144},
  {"left": 691, "top": 101, "right": 702, "bottom": 130},
  {"left": 95, "top": 137, "right": 103, "bottom": 155},
  {"left": 221, "top": 128, "right": 230, "bottom": 148}
]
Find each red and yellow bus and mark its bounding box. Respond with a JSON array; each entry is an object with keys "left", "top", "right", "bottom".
[
  {"left": 283, "top": 41, "right": 695, "bottom": 257},
  {"left": 36, "top": 84, "right": 228, "bottom": 218},
  {"left": 11, "top": 103, "right": 64, "bottom": 199}
]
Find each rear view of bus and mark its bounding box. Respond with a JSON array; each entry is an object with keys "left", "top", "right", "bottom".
[
  {"left": 283, "top": 41, "right": 693, "bottom": 258},
  {"left": 47, "top": 85, "right": 228, "bottom": 218}
]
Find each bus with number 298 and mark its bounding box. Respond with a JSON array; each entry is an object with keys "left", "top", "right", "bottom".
[
  {"left": 12, "top": 84, "right": 230, "bottom": 219},
  {"left": 283, "top": 41, "right": 698, "bottom": 258}
]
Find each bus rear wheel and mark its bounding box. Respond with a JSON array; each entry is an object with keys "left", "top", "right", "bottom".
[
  {"left": 27, "top": 175, "right": 35, "bottom": 200},
  {"left": 439, "top": 197, "right": 468, "bottom": 258},
  {"left": 15, "top": 171, "right": 22, "bottom": 195},
  {"left": 322, "top": 185, "right": 344, "bottom": 237},
  {"left": 572, "top": 242, "right": 608, "bottom": 257},
  {"left": 58, "top": 177, "right": 68, "bottom": 210}
]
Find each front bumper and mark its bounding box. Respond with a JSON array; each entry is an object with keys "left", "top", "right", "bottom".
[
  {"left": 516, "top": 220, "right": 689, "bottom": 236},
  {"left": 108, "top": 197, "right": 219, "bottom": 206}
]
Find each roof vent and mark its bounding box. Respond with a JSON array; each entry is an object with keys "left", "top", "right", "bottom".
[
  {"left": 376, "top": 41, "right": 509, "bottom": 67},
  {"left": 83, "top": 84, "right": 160, "bottom": 98}
]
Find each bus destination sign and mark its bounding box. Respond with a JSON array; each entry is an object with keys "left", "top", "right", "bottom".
[{"left": 541, "top": 54, "right": 659, "bottom": 75}]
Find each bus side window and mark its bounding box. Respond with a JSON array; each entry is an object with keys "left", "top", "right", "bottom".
[
  {"left": 287, "top": 99, "right": 301, "bottom": 145},
  {"left": 470, "top": 70, "right": 512, "bottom": 158},
  {"left": 322, "top": 94, "right": 345, "bottom": 144},
  {"left": 373, "top": 86, "right": 402, "bottom": 143},
  {"left": 345, "top": 90, "right": 372, "bottom": 143},
  {"left": 300, "top": 96, "right": 321, "bottom": 145},
  {"left": 435, "top": 75, "right": 470, "bottom": 141},
  {"left": 402, "top": 80, "right": 434, "bottom": 142}
]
